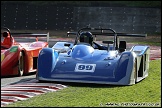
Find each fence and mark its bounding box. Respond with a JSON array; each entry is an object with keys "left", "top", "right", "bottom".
[{"left": 1, "top": 4, "right": 161, "bottom": 33}]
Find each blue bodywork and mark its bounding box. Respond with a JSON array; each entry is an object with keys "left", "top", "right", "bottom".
[
  {"left": 37, "top": 45, "right": 136, "bottom": 85},
  {"left": 37, "top": 27, "right": 150, "bottom": 85}
]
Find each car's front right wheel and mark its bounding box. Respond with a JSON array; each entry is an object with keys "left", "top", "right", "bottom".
[{"left": 18, "top": 52, "right": 24, "bottom": 76}]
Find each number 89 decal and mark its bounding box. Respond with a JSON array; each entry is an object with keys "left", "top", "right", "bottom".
[{"left": 75, "top": 63, "right": 96, "bottom": 72}]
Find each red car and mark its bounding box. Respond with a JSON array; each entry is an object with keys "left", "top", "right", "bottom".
[{"left": 1, "top": 27, "right": 49, "bottom": 77}]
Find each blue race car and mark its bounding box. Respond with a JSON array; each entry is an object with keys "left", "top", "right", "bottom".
[{"left": 36, "top": 27, "right": 150, "bottom": 85}]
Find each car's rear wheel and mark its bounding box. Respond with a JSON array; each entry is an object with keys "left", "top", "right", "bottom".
[{"left": 18, "top": 52, "right": 24, "bottom": 76}]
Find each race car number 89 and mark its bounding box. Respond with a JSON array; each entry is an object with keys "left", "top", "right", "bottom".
[{"left": 75, "top": 63, "right": 96, "bottom": 72}]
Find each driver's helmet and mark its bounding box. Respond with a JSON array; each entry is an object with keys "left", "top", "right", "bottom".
[
  {"left": 79, "top": 31, "right": 93, "bottom": 46},
  {"left": 3, "top": 31, "right": 10, "bottom": 37}
]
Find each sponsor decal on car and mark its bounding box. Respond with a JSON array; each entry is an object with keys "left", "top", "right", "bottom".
[
  {"left": 9, "top": 46, "right": 18, "bottom": 52},
  {"left": 1, "top": 53, "right": 5, "bottom": 62}
]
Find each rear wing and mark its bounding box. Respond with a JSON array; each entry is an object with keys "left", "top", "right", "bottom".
[
  {"left": 1, "top": 27, "right": 49, "bottom": 42},
  {"left": 67, "top": 27, "right": 147, "bottom": 37},
  {"left": 11, "top": 33, "right": 50, "bottom": 42},
  {"left": 67, "top": 27, "right": 147, "bottom": 49},
  {"left": 67, "top": 32, "right": 147, "bottom": 37}
]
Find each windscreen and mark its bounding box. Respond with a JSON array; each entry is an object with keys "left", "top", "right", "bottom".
[{"left": 71, "top": 45, "right": 94, "bottom": 58}]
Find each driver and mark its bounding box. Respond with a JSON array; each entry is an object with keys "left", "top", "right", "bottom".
[
  {"left": 79, "top": 31, "right": 107, "bottom": 50},
  {"left": 79, "top": 31, "right": 93, "bottom": 46},
  {"left": 1, "top": 31, "right": 15, "bottom": 48}
]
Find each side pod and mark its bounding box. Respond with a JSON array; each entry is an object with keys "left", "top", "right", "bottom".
[{"left": 130, "top": 45, "right": 150, "bottom": 82}]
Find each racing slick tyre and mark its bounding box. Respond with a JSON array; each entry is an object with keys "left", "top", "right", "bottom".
[{"left": 18, "top": 52, "right": 24, "bottom": 76}]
